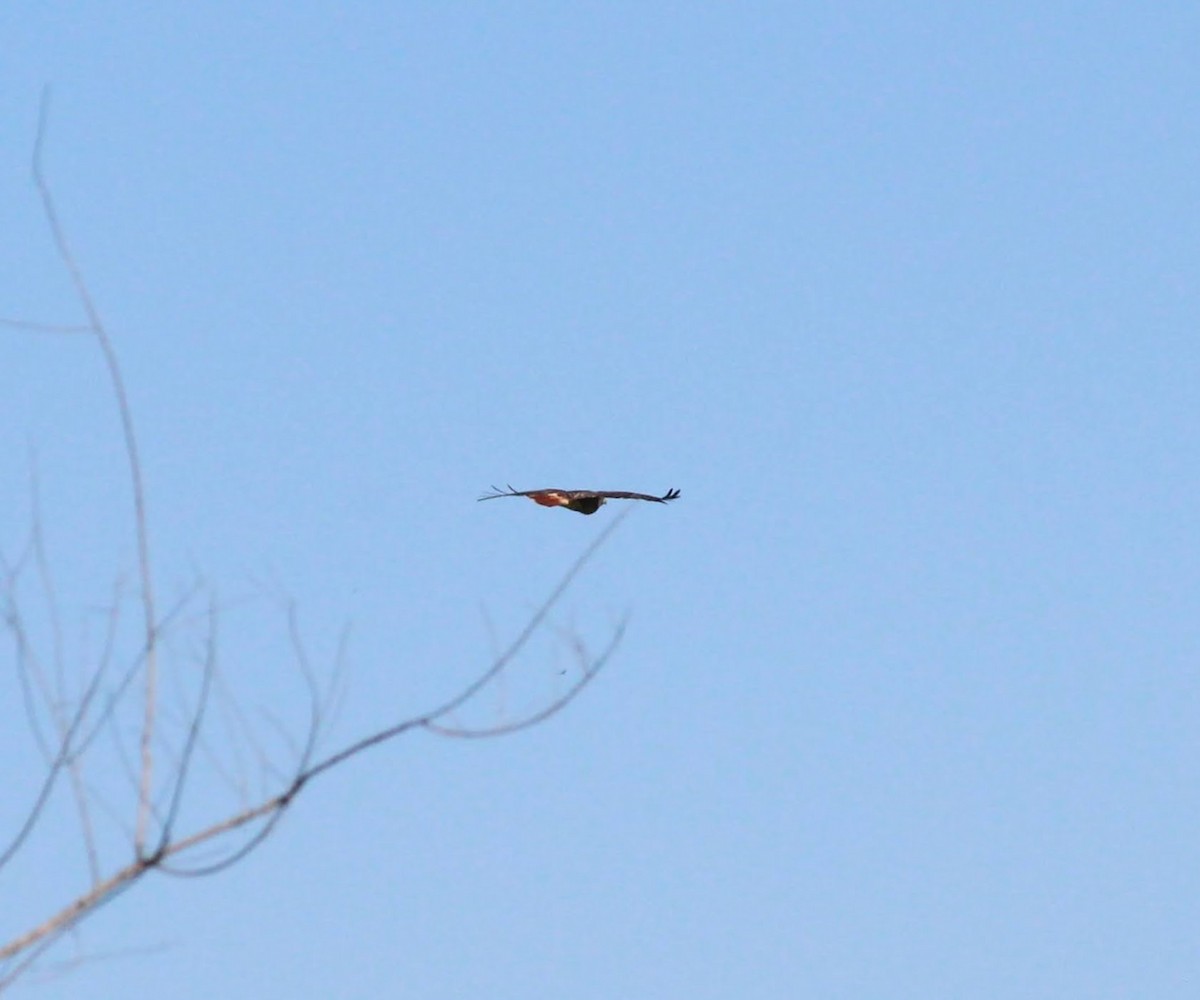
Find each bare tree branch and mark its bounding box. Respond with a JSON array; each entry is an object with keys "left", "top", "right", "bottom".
[
  {"left": 299, "top": 505, "right": 630, "bottom": 786},
  {"left": 29, "top": 457, "right": 102, "bottom": 884},
  {"left": 1, "top": 93, "right": 630, "bottom": 988},
  {"left": 154, "top": 599, "right": 217, "bottom": 853},
  {"left": 0, "top": 623, "right": 111, "bottom": 873},
  {"left": 0, "top": 317, "right": 91, "bottom": 334},
  {"left": 29, "top": 86, "right": 162, "bottom": 857}
]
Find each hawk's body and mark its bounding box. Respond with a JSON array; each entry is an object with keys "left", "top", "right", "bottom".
[{"left": 479, "top": 486, "right": 680, "bottom": 515}]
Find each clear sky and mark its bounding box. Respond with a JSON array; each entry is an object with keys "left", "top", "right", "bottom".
[{"left": 2, "top": 3, "right": 1198, "bottom": 997}]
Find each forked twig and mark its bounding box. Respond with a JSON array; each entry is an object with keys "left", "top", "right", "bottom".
[
  {"left": 1, "top": 91, "right": 629, "bottom": 988},
  {"left": 29, "top": 87, "right": 162, "bottom": 858}
]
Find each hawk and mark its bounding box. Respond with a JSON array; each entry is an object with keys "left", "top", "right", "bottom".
[{"left": 478, "top": 485, "right": 681, "bottom": 516}]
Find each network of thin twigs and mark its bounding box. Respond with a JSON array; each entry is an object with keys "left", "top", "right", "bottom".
[{"left": 0, "top": 90, "right": 627, "bottom": 990}]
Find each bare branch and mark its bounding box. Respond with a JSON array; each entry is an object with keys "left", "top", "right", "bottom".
[
  {"left": 154, "top": 600, "right": 218, "bottom": 854},
  {"left": 2, "top": 95, "right": 631, "bottom": 988},
  {"left": 425, "top": 617, "right": 626, "bottom": 739},
  {"left": 0, "top": 316, "right": 91, "bottom": 334},
  {"left": 0, "top": 855, "right": 149, "bottom": 971},
  {"left": 29, "top": 457, "right": 102, "bottom": 884},
  {"left": 0, "top": 629, "right": 111, "bottom": 872},
  {"left": 300, "top": 505, "right": 629, "bottom": 786},
  {"left": 30, "top": 86, "right": 162, "bottom": 857}
]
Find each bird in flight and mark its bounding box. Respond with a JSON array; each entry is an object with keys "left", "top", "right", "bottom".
[{"left": 478, "top": 485, "right": 681, "bottom": 516}]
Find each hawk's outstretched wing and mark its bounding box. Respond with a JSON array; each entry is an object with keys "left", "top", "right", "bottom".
[
  {"left": 477, "top": 485, "right": 550, "bottom": 502},
  {"left": 591, "top": 488, "right": 681, "bottom": 504}
]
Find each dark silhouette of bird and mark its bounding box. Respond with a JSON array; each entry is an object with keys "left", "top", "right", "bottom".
[{"left": 478, "top": 485, "right": 681, "bottom": 516}]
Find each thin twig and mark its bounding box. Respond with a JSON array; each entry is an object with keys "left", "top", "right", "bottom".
[
  {"left": 425, "top": 618, "right": 626, "bottom": 739},
  {"left": 29, "top": 457, "right": 102, "bottom": 883},
  {"left": 155, "top": 600, "right": 217, "bottom": 854},
  {"left": 0, "top": 629, "right": 112, "bottom": 871},
  {"left": 2, "top": 94, "right": 631, "bottom": 985},
  {"left": 31, "top": 86, "right": 161, "bottom": 857},
  {"left": 0, "top": 316, "right": 91, "bottom": 334},
  {"left": 301, "top": 506, "right": 629, "bottom": 786}
]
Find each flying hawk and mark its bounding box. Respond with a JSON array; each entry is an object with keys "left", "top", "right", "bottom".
[{"left": 478, "top": 485, "right": 681, "bottom": 516}]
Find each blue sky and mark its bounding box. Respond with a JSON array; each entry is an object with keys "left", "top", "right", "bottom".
[{"left": 2, "top": 3, "right": 1198, "bottom": 997}]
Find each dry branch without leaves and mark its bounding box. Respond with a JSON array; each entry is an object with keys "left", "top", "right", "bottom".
[{"left": 0, "top": 92, "right": 624, "bottom": 989}]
